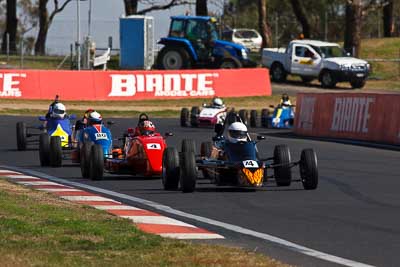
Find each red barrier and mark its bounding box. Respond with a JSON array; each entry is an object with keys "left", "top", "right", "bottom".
[
  {"left": 0, "top": 69, "right": 271, "bottom": 100},
  {"left": 295, "top": 93, "right": 400, "bottom": 145}
]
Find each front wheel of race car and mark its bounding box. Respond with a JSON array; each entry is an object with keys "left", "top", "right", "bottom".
[
  {"left": 181, "top": 139, "right": 196, "bottom": 154},
  {"left": 250, "top": 110, "right": 258, "bottom": 128},
  {"left": 80, "top": 143, "right": 92, "bottom": 178},
  {"left": 39, "top": 133, "right": 50, "bottom": 166},
  {"left": 162, "top": 147, "right": 180, "bottom": 190},
  {"left": 273, "top": 145, "right": 292, "bottom": 186},
  {"left": 16, "top": 122, "right": 27, "bottom": 151},
  {"left": 50, "top": 136, "right": 62, "bottom": 167},
  {"left": 89, "top": 144, "right": 104, "bottom": 180},
  {"left": 180, "top": 108, "right": 189, "bottom": 127},
  {"left": 190, "top": 106, "right": 200, "bottom": 127},
  {"left": 300, "top": 149, "right": 318, "bottom": 190},
  {"left": 180, "top": 151, "right": 197, "bottom": 193},
  {"left": 261, "top": 109, "right": 270, "bottom": 128},
  {"left": 238, "top": 109, "right": 249, "bottom": 125}
]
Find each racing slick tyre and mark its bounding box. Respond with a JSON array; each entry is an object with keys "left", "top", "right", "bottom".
[
  {"left": 80, "top": 143, "right": 92, "bottom": 178},
  {"left": 156, "top": 47, "right": 191, "bottom": 70},
  {"left": 226, "top": 111, "right": 237, "bottom": 125},
  {"left": 300, "top": 149, "right": 318, "bottom": 190},
  {"left": 270, "top": 63, "right": 287, "bottom": 82},
  {"left": 261, "top": 109, "right": 269, "bottom": 127},
  {"left": 180, "top": 108, "right": 189, "bottom": 127},
  {"left": 89, "top": 144, "right": 104, "bottom": 180},
  {"left": 181, "top": 139, "right": 196, "bottom": 154},
  {"left": 250, "top": 110, "right": 258, "bottom": 128},
  {"left": 200, "top": 141, "right": 213, "bottom": 180},
  {"left": 238, "top": 109, "right": 249, "bottom": 126},
  {"left": 49, "top": 136, "right": 62, "bottom": 167},
  {"left": 16, "top": 122, "right": 27, "bottom": 151},
  {"left": 162, "top": 147, "right": 180, "bottom": 190},
  {"left": 39, "top": 133, "right": 50, "bottom": 166},
  {"left": 190, "top": 106, "right": 200, "bottom": 127},
  {"left": 320, "top": 70, "right": 337, "bottom": 88},
  {"left": 273, "top": 145, "right": 292, "bottom": 186},
  {"left": 350, "top": 79, "right": 366, "bottom": 89},
  {"left": 180, "top": 151, "right": 197, "bottom": 193}
]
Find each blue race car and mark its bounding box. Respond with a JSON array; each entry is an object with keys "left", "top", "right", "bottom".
[{"left": 260, "top": 104, "right": 295, "bottom": 129}]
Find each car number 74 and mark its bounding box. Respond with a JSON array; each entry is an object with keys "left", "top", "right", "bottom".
[{"left": 243, "top": 160, "right": 259, "bottom": 168}]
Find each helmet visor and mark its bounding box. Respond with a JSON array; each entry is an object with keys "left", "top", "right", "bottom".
[
  {"left": 53, "top": 108, "right": 65, "bottom": 115},
  {"left": 229, "top": 130, "right": 247, "bottom": 140},
  {"left": 141, "top": 130, "right": 154, "bottom": 136}
]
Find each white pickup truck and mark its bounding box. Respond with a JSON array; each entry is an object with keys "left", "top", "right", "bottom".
[{"left": 261, "top": 40, "right": 370, "bottom": 88}]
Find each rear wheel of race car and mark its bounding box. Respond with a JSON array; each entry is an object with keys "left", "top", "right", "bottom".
[
  {"left": 80, "top": 143, "right": 92, "bottom": 178},
  {"left": 238, "top": 109, "right": 249, "bottom": 125},
  {"left": 250, "top": 110, "right": 258, "bottom": 128},
  {"left": 180, "top": 108, "right": 189, "bottom": 127},
  {"left": 49, "top": 136, "right": 62, "bottom": 167},
  {"left": 39, "top": 133, "right": 50, "bottom": 166},
  {"left": 274, "top": 145, "right": 292, "bottom": 186},
  {"left": 300, "top": 149, "right": 318, "bottom": 190},
  {"left": 226, "top": 111, "right": 236, "bottom": 125},
  {"left": 162, "top": 147, "right": 180, "bottom": 190},
  {"left": 89, "top": 144, "right": 104, "bottom": 180},
  {"left": 200, "top": 141, "right": 213, "bottom": 179},
  {"left": 190, "top": 106, "right": 200, "bottom": 127},
  {"left": 16, "top": 122, "right": 27, "bottom": 151},
  {"left": 261, "top": 109, "right": 269, "bottom": 127},
  {"left": 180, "top": 151, "right": 197, "bottom": 193},
  {"left": 181, "top": 139, "right": 196, "bottom": 154}
]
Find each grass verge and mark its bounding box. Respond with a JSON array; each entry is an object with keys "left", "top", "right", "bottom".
[{"left": 0, "top": 178, "right": 288, "bottom": 267}]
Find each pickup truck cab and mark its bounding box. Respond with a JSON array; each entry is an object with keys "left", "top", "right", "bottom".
[{"left": 261, "top": 40, "right": 370, "bottom": 88}]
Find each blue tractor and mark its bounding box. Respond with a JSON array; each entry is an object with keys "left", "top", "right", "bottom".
[{"left": 156, "top": 16, "right": 256, "bottom": 69}]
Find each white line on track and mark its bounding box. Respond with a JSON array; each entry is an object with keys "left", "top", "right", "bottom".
[
  {"left": 92, "top": 205, "right": 142, "bottom": 210},
  {"left": 1, "top": 166, "right": 376, "bottom": 267},
  {"left": 16, "top": 181, "right": 61, "bottom": 186},
  {"left": 6, "top": 175, "right": 41, "bottom": 179},
  {"left": 160, "top": 233, "right": 224, "bottom": 239},
  {"left": 60, "top": 196, "right": 118, "bottom": 202}
]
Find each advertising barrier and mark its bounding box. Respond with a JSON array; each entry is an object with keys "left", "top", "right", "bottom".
[
  {"left": 295, "top": 93, "right": 400, "bottom": 145},
  {"left": 0, "top": 68, "right": 271, "bottom": 100}
]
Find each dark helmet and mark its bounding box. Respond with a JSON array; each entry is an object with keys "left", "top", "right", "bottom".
[
  {"left": 139, "top": 120, "right": 155, "bottom": 136},
  {"left": 282, "top": 93, "right": 289, "bottom": 102}
]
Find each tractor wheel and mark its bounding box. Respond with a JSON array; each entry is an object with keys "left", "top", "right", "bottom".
[
  {"left": 300, "top": 149, "right": 318, "bottom": 190},
  {"left": 250, "top": 110, "right": 258, "bottom": 128},
  {"left": 190, "top": 106, "right": 200, "bottom": 127},
  {"left": 180, "top": 151, "right": 197, "bottom": 193},
  {"left": 261, "top": 109, "right": 270, "bottom": 127},
  {"left": 89, "top": 144, "right": 104, "bottom": 180},
  {"left": 273, "top": 145, "right": 292, "bottom": 186},
  {"left": 219, "top": 59, "right": 241, "bottom": 69},
  {"left": 162, "top": 147, "right": 180, "bottom": 190},
  {"left": 49, "top": 136, "right": 62, "bottom": 167},
  {"left": 80, "top": 143, "right": 92, "bottom": 178},
  {"left": 157, "top": 47, "right": 191, "bottom": 70},
  {"left": 16, "top": 122, "right": 27, "bottom": 151},
  {"left": 238, "top": 109, "right": 249, "bottom": 125},
  {"left": 180, "top": 108, "right": 189, "bottom": 127},
  {"left": 39, "top": 133, "right": 50, "bottom": 167},
  {"left": 181, "top": 139, "right": 196, "bottom": 154}
]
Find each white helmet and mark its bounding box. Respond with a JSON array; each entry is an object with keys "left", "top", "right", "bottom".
[
  {"left": 227, "top": 122, "right": 248, "bottom": 143},
  {"left": 51, "top": 103, "right": 66, "bottom": 119},
  {"left": 212, "top": 97, "right": 224, "bottom": 107}
]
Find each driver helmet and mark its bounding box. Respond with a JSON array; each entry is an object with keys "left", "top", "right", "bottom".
[
  {"left": 84, "top": 108, "right": 95, "bottom": 119},
  {"left": 51, "top": 103, "right": 66, "bottom": 119},
  {"left": 87, "top": 111, "right": 102, "bottom": 125},
  {"left": 212, "top": 97, "right": 224, "bottom": 108},
  {"left": 139, "top": 120, "right": 156, "bottom": 136},
  {"left": 227, "top": 122, "right": 248, "bottom": 143}
]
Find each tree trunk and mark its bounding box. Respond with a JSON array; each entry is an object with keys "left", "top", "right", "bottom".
[
  {"left": 344, "top": 0, "right": 362, "bottom": 57},
  {"left": 258, "top": 0, "right": 272, "bottom": 48},
  {"left": 196, "top": 0, "right": 208, "bottom": 16},
  {"left": 383, "top": 0, "right": 393, "bottom": 37},
  {"left": 124, "top": 0, "right": 138, "bottom": 16},
  {"left": 1, "top": 0, "right": 18, "bottom": 53},
  {"left": 34, "top": 0, "right": 49, "bottom": 55},
  {"left": 289, "top": 0, "right": 311, "bottom": 38}
]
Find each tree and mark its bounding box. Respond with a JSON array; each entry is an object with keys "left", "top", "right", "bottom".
[
  {"left": 123, "top": 0, "right": 189, "bottom": 16},
  {"left": 34, "top": 0, "right": 72, "bottom": 55},
  {"left": 383, "top": 0, "right": 393, "bottom": 37},
  {"left": 289, "top": 0, "right": 311, "bottom": 38},
  {"left": 1, "top": 0, "right": 17, "bottom": 53},
  {"left": 196, "top": 0, "right": 207, "bottom": 16},
  {"left": 344, "top": 0, "right": 362, "bottom": 57},
  {"left": 258, "top": 0, "right": 272, "bottom": 47}
]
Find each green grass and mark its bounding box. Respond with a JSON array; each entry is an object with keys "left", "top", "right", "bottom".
[{"left": 0, "top": 179, "right": 287, "bottom": 267}]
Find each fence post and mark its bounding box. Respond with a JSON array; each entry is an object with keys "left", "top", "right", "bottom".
[
  {"left": 19, "top": 37, "right": 23, "bottom": 69},
  {"left": 6, "top": 33, "right": 9, "bottom": 62}
]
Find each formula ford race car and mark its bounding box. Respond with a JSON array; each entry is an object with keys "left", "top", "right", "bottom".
[
  {"left": 83, "top": 113, "right": 172, "bottom": 180},
  {"left": 260, "top": 104, "right": 295, "bottom": 129},
  {"left": 162, "top": 115, "right": 318, "bottom": 193}
]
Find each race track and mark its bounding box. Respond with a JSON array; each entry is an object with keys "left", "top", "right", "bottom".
[{"left": 1, "top": 115, "right": 399, "bottom": 267}]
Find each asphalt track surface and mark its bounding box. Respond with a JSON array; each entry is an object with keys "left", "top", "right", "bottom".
[{"left": 1, "top": 115, "right": 400, "bottom": 267}]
